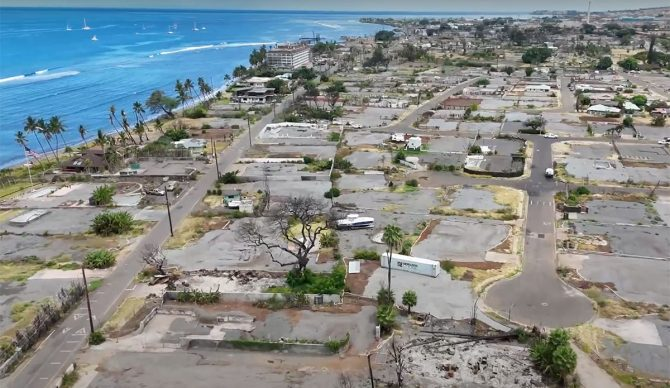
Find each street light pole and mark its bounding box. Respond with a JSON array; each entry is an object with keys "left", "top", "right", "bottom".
[
  {"left": 165, "top": 190, "right": 174, "bottom": 237},
  {"left": 211, "top": 138, "right": 220, "bottom": 179},
  {"left": 246, "top": 114, "right": 252, "bottom": 147},
  {"left": 81, "top": 266, "right": 95, "bottom": 333}
]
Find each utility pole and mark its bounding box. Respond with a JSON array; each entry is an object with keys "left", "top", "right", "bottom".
[
  {"left": 211, "top": 138, "right": 220, "bottom": 179},
  {"left": 165, "top": 190, "right": 174, "bottom": 237},
  {"left": 81, "top": 266, "right": 95, "bottom": 333},
  {"left": 367, "top": 353, "right": 375, "bottom": 388},
  {"left": 246, "top": 114, "right": 253, "bottom": 147}
]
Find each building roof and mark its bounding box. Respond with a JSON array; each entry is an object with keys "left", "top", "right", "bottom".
[
  {"left": 62, "top": 148, "right": 107, "bottom": 170},
  {"left": 173, "top": 138, "right": 208, "bottom": 149},
  {"left": 623, "top": 101, "right": 641, "bottom": 111},
  {"left": 587, "top": 104, "right": 621, "bottom": 113}
]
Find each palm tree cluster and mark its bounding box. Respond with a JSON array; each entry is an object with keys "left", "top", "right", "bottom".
[
  {"left": 16, "top": 115, "right": 73, "bottom": 164},
  {"left": 108, "top": 103, "right": 148, "bottom": 146},
  {"left": 174, "top": 77, "right": 213, "bottom": 108}
]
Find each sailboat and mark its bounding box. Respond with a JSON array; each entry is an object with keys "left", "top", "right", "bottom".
[
  {"left": 192, "top": 22, "right": 199, "bottom": 31},
  {"left": 201, "top": 26, "right": 207, "bottom": 30},
  {"left": 82, "top": 18, "right": 91, "bottom": 30},
  {"left": 167, "top": 25, "right": 174, "bottom": 34},
  {"left": 91, "top": 35, "right": 98, "bottom": 41},
  {"left": 66, "top": 23, "right": 72, "bottom": 31}
]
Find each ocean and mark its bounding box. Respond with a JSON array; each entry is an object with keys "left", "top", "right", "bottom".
[{"left": 0, "top": 8, "right": 527, "bottom": 167}]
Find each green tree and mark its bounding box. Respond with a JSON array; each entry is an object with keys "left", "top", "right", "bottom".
[
  {"left": 146, "top": 90, "right": 178, "bottom": 118},
  {"left": 377, "top": 287, "right": 395, "bottom": 306},
  {"left": 595, "top": 56, "right": 613, "bottom": 70},
  {"left": 401, "top": 290, "right": 417, "bottom": 314},
  {"left": 78, "top": 125, "right": 87, "bottom": 144},
  {"left": 374, "top": 30, "right": 395, "bottom": 42},
  {"left": 630, "top": 95, "right": 647, "bottom": 108},
  {"left": 382, "top": 225, "right": 403, "bottom": 293},
  {"left": 618, "top": 57, "right": 639, "bottom": 71},
  {"left": 652, "top": 115, "right": 666, "bottom": 127},
  {"left": 521, "top": 47, "right": 552, "bottom": 64},
  {"left": 266, "top": 78, "right": 288, "bottom": 94},
  {"left": 502, "top": 66, "right": 515, "bottom": 76},
  {"left": 91, "top": 185, "right": 115, "bottom": 206},
  {"left": 525, "top": 67, "right": 534, "bottom": 77},
  {"left": 24, "top": 116, "right": 50, "bottom": 163}
]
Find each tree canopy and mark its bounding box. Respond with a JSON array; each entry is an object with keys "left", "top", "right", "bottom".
[
  {"left": 522, "top": 47, "right": 553, "bottom": 64},
  {"left": 145, "top": 90, "right": 178, "bottom": 118},
  {"left": 374, "top": 30, "right": 395, "bottom": 42},
  {"left": 595, "top": 56, "right": 613, "bottom": 70}
]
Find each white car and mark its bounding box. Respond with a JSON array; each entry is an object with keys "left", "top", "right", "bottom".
[
  {"left": 658, "top": 139, "right": 670, "bottom": 146},
  {"left": 543, "top": 133, "right": 558, "bottom": 139}
]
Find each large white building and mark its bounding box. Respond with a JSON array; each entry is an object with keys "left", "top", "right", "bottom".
[{"left": 266, "top": 44, "right": 311, "bottom": 70}]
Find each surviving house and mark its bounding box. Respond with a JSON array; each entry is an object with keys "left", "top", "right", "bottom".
[
  {"left": 172, "top": 138, "right": 208, "bottom": 156},
  {"left": 62, "top": 148, "right": 108, "bottom": 173},
  {"left": 587, "top": 104, "right": 621, "bottom": 116},
  {"left": 231, "top": 87, "right": 276, "bottom": 104}
]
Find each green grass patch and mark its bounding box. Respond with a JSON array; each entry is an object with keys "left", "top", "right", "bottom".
[
  {"left": 88, "top": 279, "right": 103, "bottom": 292},
  {"left": 60, "top": 369, "right": 79, "bottom": 388},
  {"left": 0, "top": 257, "right": 47, "bottom": 283}
]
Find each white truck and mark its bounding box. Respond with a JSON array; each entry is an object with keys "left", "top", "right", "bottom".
[
  {"left": 336, "top": 214, "right": 374, "bottom": 230},
  {"left": 380, "top": 252, "right": 441, "bottom": 278}
]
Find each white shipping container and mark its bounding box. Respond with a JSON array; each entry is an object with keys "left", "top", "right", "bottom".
[{"left": 380, "top": 252, "right": 441, "bottom": 278}]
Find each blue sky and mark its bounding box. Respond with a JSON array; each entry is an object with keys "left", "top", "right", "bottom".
[{"left": 2, "top": 0, "right": 669, "bottom": 12}]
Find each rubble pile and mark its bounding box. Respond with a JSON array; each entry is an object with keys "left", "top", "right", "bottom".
[{"left": 404, "top": 337, "right": 545, "bottom": 387}]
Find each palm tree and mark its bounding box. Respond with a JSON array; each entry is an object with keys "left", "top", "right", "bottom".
[
  {"left": 94, "top": 129, "right": 109, "bottom": 171},
  {"left": 175, "top": 80, "right": 187, "bottom": 106},
  {"left": 154, "top": 118, "right": 164, "bottom": 135},
  {"left": 38, "top": 118, "right": 59, "bottom": 163},
  {"left": 133, "top": 123, "right": 145, "bottom": 144},
  {"left": 78, "top": 125, "right": 87, "bottom": 144},
  {"left": 14, "top": 131, "right": 29, "bottom": 159},
  {"left": 24, "top": 116, "right": 50, "bottom": 162},
  {"left": 382, "top": 224, "right": 403, "bottom": 293},
  {"left": 224, "top": 73, "right": 231, "bottom": 83},
  {"left": 184, "top": 78, "right": 196, "bottom": 103},
  {"left": 48, "top": 116, "right": 67, "bottom": 148},
  {"left": 120, "top": 110, "right": 138, "bottom": 145},
  {"left": 132, "top": 101, "right": 145, "bottom": 125}
]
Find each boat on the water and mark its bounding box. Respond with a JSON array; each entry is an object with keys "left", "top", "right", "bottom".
[
  {"left": 66, "top": 23, "right": 72, "bottom": 31},
  {"left": 82, "top": 18, "right": 91, "bottom": 30},
  {"left": 91, "top": 35, "right": 98, "bottom": 41},
  {"left": 192, "top": 22, "right": 199, "bottom": 31}
]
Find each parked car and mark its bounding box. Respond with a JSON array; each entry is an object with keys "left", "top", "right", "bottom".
[
  {"left": 165, "top": 181, "right": 178, "bottom": 191},
  {"left": 146, "top": 188, "right": 165, "bottom": 196},
  {"left": 545, "top": 168, "right": 555, "bottom": 178},
  {"left": 543, "top": 133, "right": 558, "bottom": 139},
  {"left": 659, "top": 139, "right": 670, "bottom": 145}
]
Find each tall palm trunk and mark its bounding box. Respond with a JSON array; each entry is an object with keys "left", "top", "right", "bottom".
[
  {"left": 30, "top": 132, "right": 50, "bottom": 163},
  {"left": 387, "top": 246, "right": 393, "bottom": 292},
  {"left": 43, "top": 135, "right": 60, "bottom": 163}
]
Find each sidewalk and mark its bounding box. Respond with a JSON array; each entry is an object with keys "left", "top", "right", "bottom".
[{"left": 571, "top": 343, "right": 620, "bottom": 388}]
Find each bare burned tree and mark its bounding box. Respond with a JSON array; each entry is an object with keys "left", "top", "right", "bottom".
[
  {"left": 141, "top": 243, "right": 167, "bottom": 275},
  {"left": 388, "top": 337, "right": 407, "bottom": 387},
  {"left": 237, "top": 196, "right": 327, "bottom": 272}
]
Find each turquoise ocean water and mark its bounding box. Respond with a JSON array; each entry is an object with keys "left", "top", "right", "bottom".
[{"left": 0, "top": 8, "right": 525, "bottom": 166}]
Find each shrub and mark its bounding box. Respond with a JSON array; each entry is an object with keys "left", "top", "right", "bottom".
[
  {"left": 402, "top": 290, "right": 418, "bottom": 314},
  {"left": 324, "top": 187, "right": 341, "bottom": 199},
  {"left": 164, "top": 127, "right": 189, "bottom": 141},
  {"left": 328, "top": 132, "right": 341, "bottom": 142},
  {"left": 404, "top": 179, "right": 418, "bottom": 187},
  {"left": 330, "top": 170, "right": 342, "bottom": 181},
  {"left": 285, "top": 265, "right": 345, "bottom": 294},
  {"left": 219, "top": 170, "right": 240, "bottom": 184},
  {"left": 399, "top": 238, "right": 413, "bottom": 255},
  {"left": 440, "top": 260, "right": 455, "bottom": 272},
  {"left": 393, "top": 150, "right": 406, "bottom": 163},
  {"left": 184, "top": 106, "right": 207, "bottom": 119},
  {"left": 376, "top": 304, "right": 396, "bottom": 334},
  {"left": 91, "top": 211, "right": 134, "bottom": 236},
  {"left": 353, "top": 249, "right": 380, "bottom": 261},
  {"left": 176, "top": 289, "right": 221, "bottom": 304},
  {"left": 201, "top": 123, "right": 212, "bottom": 130},
  {"left": 573, "top": 186, "right": 590, "bottom": 196},
  {"left": 325, "top": 332, "right": 350, "bottom": 352},
  {"left": 89, "top": 331, "right": 106, "bottom": 345},
  {"left": 377, "top": 287, "right": 395, "bottom": 305},
  {"left": 91, "top": 184, "right": 115, "bottom": 206},
  {"left": 333, "top": 157, "right": 352, "bottom": 171},
  {"left": 468, "top": 145, "right": 482, "bottom": 154},
  {"left": 320, "top": 231, "right": 339, "bottom": 248},
  {"left": 652, "top": 116, "right": 666, "bottom": 127},
  {"left": 530, "top": 329, "right": 577, "bottom": 382},
  {"left": 84, "top": 250, "right": 116, "bottom": 269},
  {"left": 302, "top": 156, "right": 315, "bottom": 164}
]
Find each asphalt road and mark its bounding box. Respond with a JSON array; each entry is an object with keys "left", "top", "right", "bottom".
[
  {"left": 6, "top": 94, "right": 298, "bottom": 388},
  {"left": 483, "top": 136, "right": 595, "bottom": 328}
]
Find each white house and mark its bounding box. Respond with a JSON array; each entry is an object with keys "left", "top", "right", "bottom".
[
  {"left": 406, "top": 136, "right": 422, "bottom": 150},
  {"left": 587, "top": 104, "right": 621, "bottom": 115},
  {"left": 525, "top": 84, "right": 551, "bottom": 92},
  {"left": 172, "top": 138, "right": 208, "bottom": 155},
  {"left": 246, "top": 76, "right": 274, "bottom": 88},
  {"left": 622, "top": 101, "right": 641, "bottom": 113}
]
